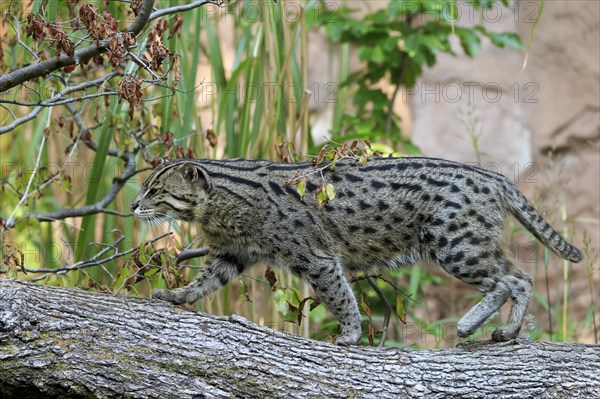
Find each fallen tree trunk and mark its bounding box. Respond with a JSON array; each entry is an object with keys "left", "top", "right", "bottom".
[{"left": 0, "top": 279, "right": 598, "bottom": 399}]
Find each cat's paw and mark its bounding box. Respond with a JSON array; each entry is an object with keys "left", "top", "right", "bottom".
[
  {"left": 336, "top": 331, "right": 362, "bottom": 346},
  {"left": 456, "top": 322, "right": 476, "bottom": 338},
  {"left": 152, "top": 288, "right": 187, "bottom": 305},
  {"left": 491, "top": 326, "right": 519, "bottom": 342}
]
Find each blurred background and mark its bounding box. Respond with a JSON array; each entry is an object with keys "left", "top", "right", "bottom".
[{"left": 1, "top": 0, "right": 598, "bottom": 347}]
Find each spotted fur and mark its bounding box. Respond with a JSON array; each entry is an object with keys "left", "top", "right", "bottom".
[{"left": 131, "top": 157, "right": 583, "bottom": 345}]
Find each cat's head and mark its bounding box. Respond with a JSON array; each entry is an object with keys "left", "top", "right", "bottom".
[{"left": 131, "top": 160, "right": 211, "bottom": 223}]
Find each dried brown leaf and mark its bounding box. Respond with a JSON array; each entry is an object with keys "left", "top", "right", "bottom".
[
  {"left": 155, "top": 20, "right": 169, "bottom": 39},
  {"left": 264, "top": 268, "right": 277, "bottom": 290},
  {"left": 161, "top": 131, "right": 174, "bottom": 145},
  {"left": 367, "top": 322, "right": 375, "bottom": 346},
  {"left": 131, "top": 0, "right": 143, "bottom": 16},
  {"left": 149, "top": 40, "right": 169, "bottom": 72},
  {"left": 93, "top": 54, "right": 104, "bottom": 65},
  {"left": 169, "top": 52, "right": 181, "bottom": 87},
  {"left": 48, "top": 25, "right": 75, "bottom": 58},
  {"left": 102, "top": 10, "right": 118, "bottom": 33},
  {"left": 118, "top": 75, "right": 143, "bottom": 119},
  {"left": 168, "top": 15, "right": 184, "bottom": 39},
  {"left": 25, "top": 14, "right": 46, "bottom": 42},
  {"left": 276, "top": 140, "right": 294, "bottom": 163},
  {"left": 205, "top": 128, "right": 217, "bottom": 147},
  {"left": 80, "top": 4, "right": 117, "bottom": 41}
]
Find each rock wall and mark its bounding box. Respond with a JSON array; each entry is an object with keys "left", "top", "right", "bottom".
[{"left": 405, "top": 0, "right": 599, "bottom": 342}]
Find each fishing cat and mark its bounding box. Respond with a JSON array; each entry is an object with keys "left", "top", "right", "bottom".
[{"left": 131, "top": 157, "right": 582, "bottom": 345}]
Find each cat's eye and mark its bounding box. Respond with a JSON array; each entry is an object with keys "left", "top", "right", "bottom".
[{"left": 146, "top": 188, "right": 158, "bottom": 197}]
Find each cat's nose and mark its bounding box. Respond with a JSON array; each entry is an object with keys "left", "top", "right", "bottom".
[{"left": 130, "top": 200, "right": 139, "bottom": 213}]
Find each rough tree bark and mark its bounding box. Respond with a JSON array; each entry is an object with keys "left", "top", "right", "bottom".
[{"left": 0, "top": 279, "right": 598, "bottom": 399}]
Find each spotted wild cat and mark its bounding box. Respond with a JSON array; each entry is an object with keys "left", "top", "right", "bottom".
[{"left": 131, "top": 157, "right": 582, "bottom": 345}]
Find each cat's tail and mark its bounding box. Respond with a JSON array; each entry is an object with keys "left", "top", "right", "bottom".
[{"left": 502, "top": 180, "right": 583, "bottom": 263}]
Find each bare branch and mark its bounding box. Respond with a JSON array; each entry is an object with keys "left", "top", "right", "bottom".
[
  {"left": 0, "top": 91, "right": 119, "bottom": 107},
  {"left": 5, "top": 102, "right": 96, "bottom": 210},
  {"left": 0, "top": 72, "right": 119, "bottom": 134},
  {"left": 366, "top": 276, "right": 392, "bottom": 348},
  {"left": 9, "top": 15, "right": 40, "bottom": 63},
  {"left": 24, "top": 146, "right": 137, "bottom": 223},
  {"left": 177, "top": 246, "right": 209, "bottom": 264},
  {"left": 127, "top": 49, "right": 162, "bottom": 81},
  {"left": 0, "top": 231, "right": 174, "bottom": 282},
  {"left": 148, "top": 0, "right": 223, "bottom": 21},
  {"left": 0, "top": 231, "right": 204, "bottom": 282},
  {"left": 0, "top": 0, "right": 223, "bottom": 94},
  {"left": 0, "top": 104, "right": 18, "bottom": 121},
  {"left": 0, "top": 106, "right": 43, "bottom": 134},
  {"left": 0, "top": 0, "right": 155, "bottom": 94},
  {"left": 126, "top": 0, "right": 156, "bottom": 35}
]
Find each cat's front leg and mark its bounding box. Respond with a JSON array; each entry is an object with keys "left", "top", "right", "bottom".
[{"left": 153, "top": 255, "right": 245, "bottom": 305}]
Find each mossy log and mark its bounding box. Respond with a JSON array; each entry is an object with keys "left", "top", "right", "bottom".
[{"left": 0, "top": 279, "right": 598, "bottom": 398}]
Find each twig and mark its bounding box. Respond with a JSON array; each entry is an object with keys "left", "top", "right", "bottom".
[
  {"left": 3, "top": 103, "right": 87, "bottom": 214},
  {"left": 127, "top": 0, "right": 157, "bottom": 35},
  {"left": 366, "top": 276, "right": 392, "bottom": 348},
  {"left": 0, "top": 104, "right": 18, "bottom": 121},
  {"left": 0, "top": 91, "right": 119, "bottom": 107},
  {"left": 148, "top": 0, "right": 223, "bottom": 21},
  {"left": 10, "top": 15, "right": 40, "bottom": 62},
  {"left": 23, "top": 149, "right": 137, "bottom": 223},
  {"left": 0, "top": 231, "right": 175, "bottom": 281},
  {"left": 1, "top": 72, "right": 119, "bottom": 134},
  {"left": 64, "top": 101, "right": 132, "bottom": 161},
  {"left": 127, "top": 50, "right": 162, "bottom": 81},
  {"left": 4, "top": 100, "right": 53, "bottom": 229},
  {"left": 0, "top": 106, "right": 43, "bottom": 134},
  {"left": 177, "top": 247, "right": 209, "bottom": 264}
]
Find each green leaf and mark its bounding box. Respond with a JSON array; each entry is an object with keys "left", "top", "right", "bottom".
[
  {"left": 360, "top": 45, "right": 386, "bottom": 63},
  {"left": 456, "top": 28, "right": 481, "bottom": 57},
  {"left": 388, "top": 0, "right": 424, "bottom": 18},
  {"left": 486, "top": 32, "right": 523, "bottom": 50},
  {"left": 273, "top": 289, "right": 289, "bottom": 315},
  {"left": 402, "top": 36, "right": 420, "bottom": 59},
  {"left": 273, "top": 288, "right": 302, "bottom": 324},
  {"left": 325, "top": 183, "right": 336, "bottom": 201},
  {"left": 296, "top": 177, "right": 306, "bottom": 200},
  {"left": 371, "top": 46, "right": 386, "bottom": 63},
  {"left": 478, "top": 0, "right": 493, "bottom": 9},
  {"left": 420, "top": 35, "right": 447, "bottom": 53},
  {"left": 61, "top": 177, "right": 71, "bottom": 194},
  {"left": 239, "top": 281, "right": 252, "bottom": 302},
  {"left": 316, "top": 188, "right": 327, "bottom": 205},
  {"left": 366, "top": 9, "right": 389, "bottom": 25},
  {"left": 396, "top": 295, "right": 406, "bottom": 323}
]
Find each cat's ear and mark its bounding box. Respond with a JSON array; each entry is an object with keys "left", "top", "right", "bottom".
[{"left": 180, "top": 162, "right": 211, "bottom": 190}]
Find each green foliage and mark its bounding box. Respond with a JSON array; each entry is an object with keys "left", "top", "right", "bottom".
[{"left": 312, "top": 0, "right": 522, "bottom": 147}]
